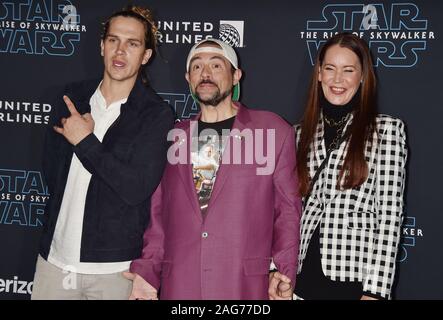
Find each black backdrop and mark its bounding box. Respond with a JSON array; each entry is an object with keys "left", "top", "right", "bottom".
[{"left": 0, "top": 0, "right": 442, "bottom": 299}]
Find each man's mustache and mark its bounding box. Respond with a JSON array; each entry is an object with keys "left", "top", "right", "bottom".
[{"left": 198, "top": 80, "right": 217, "bottom": 87}]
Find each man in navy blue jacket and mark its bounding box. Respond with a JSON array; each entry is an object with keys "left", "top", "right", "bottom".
[{"left": 31, "top": 6, "right": 174, "bottom": 299}]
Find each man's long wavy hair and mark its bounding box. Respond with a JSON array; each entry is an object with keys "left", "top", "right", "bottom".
[
  {"left": 102, "top": 5, "right": 158, "bottom": 85},
  {"left": 297, "top": 33, "right": 377, "bottom": 196}
]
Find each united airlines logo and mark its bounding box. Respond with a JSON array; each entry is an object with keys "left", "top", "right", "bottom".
[
  {"left": 0, "top": 0, "right": 86, "bottom": 56},
  {"left": 301, "top": 3, "right": 435, "bottom": 67},
  {"left": 157, "top": 19, "right": 245, "bottom": 47},
  {"left": 398, "top": 216, "right": 423, "bottom": 263},
  {"left": 0, "top": 100, "right": 51, "bottom": 125},
  {"left": 219, "top": 20, "right": 244, "bottom": 48},
  {"left": 0, "top": 169, "right": 48, "bottom": 228}
]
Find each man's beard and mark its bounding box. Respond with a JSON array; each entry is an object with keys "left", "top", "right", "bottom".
[{"left": 195, "top": 80, "right": 231, "bottom": 107}]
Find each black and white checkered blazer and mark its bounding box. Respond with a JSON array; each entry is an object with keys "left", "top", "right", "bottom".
[{"left": 294, "top": 113, "right": 407, "bottom": 299}]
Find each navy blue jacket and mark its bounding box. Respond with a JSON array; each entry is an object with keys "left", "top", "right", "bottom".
[{"left": 39, "top": 77, "right": 174, "bottom": 262}]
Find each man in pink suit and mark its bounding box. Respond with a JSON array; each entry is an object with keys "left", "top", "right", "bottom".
[{"left": 124, "top": 39, "right": 301, "bottom": 300}]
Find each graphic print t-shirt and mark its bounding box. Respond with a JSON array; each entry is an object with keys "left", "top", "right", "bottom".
[{"left": 191, "top": 116, "right": 236, "bottom": 216}]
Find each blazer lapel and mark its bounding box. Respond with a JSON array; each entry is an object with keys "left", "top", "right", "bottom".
[
  {"left": 311, "top": 114, "right": 327, "bottom": 176},
  {"left": 177, "top": 120, "right": 203, "bottom": 222},
  {"left": 205, "top": 103, "right": 250, "bottom": 210},
  {"left": 325, "top": 113, "right": 354, "bottom": 202}
]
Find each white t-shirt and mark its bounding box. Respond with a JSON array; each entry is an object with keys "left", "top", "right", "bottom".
[{"left": 48, "top": 83, "right": 131, "bottom": 274}]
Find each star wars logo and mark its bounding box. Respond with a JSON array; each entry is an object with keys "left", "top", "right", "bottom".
[
  {"left": 0, "top": 0, "right": 86, "bottom": 56},
  {"left": 398, "top": 216, "right": 424, "bottom": 262},
  {"left": 301, "top": 3, "right": 435, "bottom": 67},
  {"left": 159, "top": 92, "right": 200, "bottom": 120},
  {"left": 0, "top": 169, "right": 48, "bottom": 228}
]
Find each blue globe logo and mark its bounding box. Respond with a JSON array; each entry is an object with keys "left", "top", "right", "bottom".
[{"left": 219, "top": 24, "right": 241, "bottom": 47}]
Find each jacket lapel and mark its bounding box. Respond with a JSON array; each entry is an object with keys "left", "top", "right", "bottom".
[
  {"left": 205, "top": 103, "right": 250, "bottom": 211},
  {"left": 311, "top": 114, "right": 327, "bottom": 177},
  {"left": 179, "top": 104, "right": 251, "bottom": 220},
  {"left": 325, "top": 113, "right": 354, "bottom": 201},
  {"left": 177, "top": 120, "right": 203, "bottom": 222},
  {"left": 309, "top": 112, "right": 355, "bottom": 201}
]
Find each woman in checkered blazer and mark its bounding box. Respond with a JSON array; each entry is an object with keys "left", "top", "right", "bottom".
[{"left": 272, "top": 33, "right": 407, "bottom": 300}]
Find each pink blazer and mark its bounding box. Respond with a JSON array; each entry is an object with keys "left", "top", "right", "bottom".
[{"left": 131, "top": 103, "right": 301, "bottom": 299}]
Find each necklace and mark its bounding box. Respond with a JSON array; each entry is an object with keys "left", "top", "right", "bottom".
[
  {"left": 323, "top": 114, "right": 348, "bottom": 127},
  {"left": 324, "top": 113, "right": 350, "bottom": 152}
]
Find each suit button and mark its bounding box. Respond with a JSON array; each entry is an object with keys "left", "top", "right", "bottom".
[{"left": 202, "top": 232, "right": 208, "bottom": 238}]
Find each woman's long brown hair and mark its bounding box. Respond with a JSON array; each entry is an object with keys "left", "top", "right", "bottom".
[{"left": 297, "top": 33, "right": 377, "bottom": 196}]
